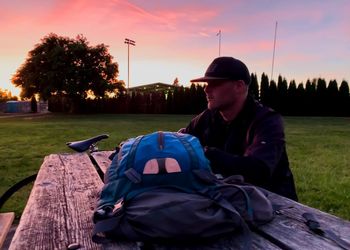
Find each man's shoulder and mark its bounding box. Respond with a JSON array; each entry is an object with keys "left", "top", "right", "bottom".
[
  {"left": 249, "top": 98, "right": 283, "bottom": 126},
  {"left": 250, "top": 98, "right": 279, "bottom": 117},
  {"left": 184, "top": 109, "right": 214, "bottom": 136},
  {"left": 251, "top": 98, "right": 271, "bottom": 112},
  {"left": 190, "top": 109, "right": 212, "bottom": 125}
]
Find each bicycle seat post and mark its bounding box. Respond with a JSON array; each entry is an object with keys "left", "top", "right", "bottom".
[{"left": 89, "top": 143, "right": 99, "bottom": 153}]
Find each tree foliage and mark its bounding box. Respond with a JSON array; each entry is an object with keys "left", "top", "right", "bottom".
[
  {"left": 260, "top": 73, "right": 269, "bottom": 104},
  {"left": 173, "top": 77, "right": 179, "bottom": 86},
  {"left": 0, "top": 88, "right": 17, "bottom": 102},
  {"left": 339, "top": 80, "right": 350, "bottom": 116},
  {"left": 12, "top": 33, "right": 124, "bottom": 101},
  {"left": 249, "top": 73, "right": 259, "bottom": 99},
  {"left": 46, "top": 75, "right": 349, "bottom": 116},
  {"left": 277, "top": 75, "right": 288, "bottom": 113}
]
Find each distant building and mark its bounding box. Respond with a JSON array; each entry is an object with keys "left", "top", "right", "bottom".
[
  {"left": 4, "top": 100, "right": 48, "bottom": 113},
  {"left": 128, "top": 82, "right": 178, "bottom": 96},
  {"left": 5, "top": 101, "right": 31, "bottom": 113}
]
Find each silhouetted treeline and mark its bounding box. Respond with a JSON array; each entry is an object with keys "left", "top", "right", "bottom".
[
  {"left": 255, "top": 74, "right": 350, "bottom": 116},
  {"left": 48, "top": 73, "right": 350, "bottom": 116},
  {"left": 48, "top": 85, "right": 208, "bottom": 115}
]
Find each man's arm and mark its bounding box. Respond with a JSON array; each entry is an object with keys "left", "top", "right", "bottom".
[
  {"left": 204, "top": 113, "right": 286, "bottom": 186},
  {"left": 181, "top": 109, "right": 210, "bottom": 141}
]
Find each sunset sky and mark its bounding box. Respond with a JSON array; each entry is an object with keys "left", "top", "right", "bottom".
[{"left": 1, "top": 0, "right": 349, "bottom": 97}]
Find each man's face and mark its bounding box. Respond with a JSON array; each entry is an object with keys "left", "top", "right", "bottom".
[{"left": 204, "top": 80, "right": 240, "bottom": 111}]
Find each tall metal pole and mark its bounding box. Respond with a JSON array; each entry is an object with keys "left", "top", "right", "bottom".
[
  {"left": 124, "top": 38, "right": 135, "bottom": 93},
  {"left": 271, "top": 22, "right": 278, "bottom": 82},
  {"left": 127, "top": 43, "right": 130, "bottom": 89},
  {"left": 217, "top": 30, "right": 221, "bottom": 56}
]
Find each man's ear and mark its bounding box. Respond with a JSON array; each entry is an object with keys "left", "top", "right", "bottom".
[{"left": 235, "top": 80, "right": 247, "bottom": 93}]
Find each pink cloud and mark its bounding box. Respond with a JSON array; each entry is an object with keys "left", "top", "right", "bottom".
[
  {"left": 37, "top": 0, "right": 219, "bottom": 35},
  {"left": 1, "top": 0, "right": 349, "bottom": 86}
]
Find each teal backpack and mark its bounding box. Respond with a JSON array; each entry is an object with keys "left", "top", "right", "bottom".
[
  {"left": 97, "top": 131, "right": 212, "bottom": 207},
  {"left": 93, "top": 131, "right": 274, "bottom": 247}
]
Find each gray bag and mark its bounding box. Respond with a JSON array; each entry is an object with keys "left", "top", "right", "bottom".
[{"left": 92, "top": 176, "right": 274, "bottom": 246}]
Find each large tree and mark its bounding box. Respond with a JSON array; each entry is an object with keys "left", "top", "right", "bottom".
[{"left": 12, "top": 33, "right": 124, "bottom": 100}]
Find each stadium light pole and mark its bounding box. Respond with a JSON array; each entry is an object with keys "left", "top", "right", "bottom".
[
  {"left": 271, "top": 22, "right": 278, "bottom": 82},
  {"left": 124, "top": 38, "right": 136, "bottom": 94}
]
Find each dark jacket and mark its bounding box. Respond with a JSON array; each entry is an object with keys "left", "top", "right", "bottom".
[{"left": 184, "top": 96, "right": 298, "bottom": 201}]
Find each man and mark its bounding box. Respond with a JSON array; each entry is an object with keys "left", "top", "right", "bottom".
[{"left": 182, "top": 56, "right": 298, "bottom": 200}]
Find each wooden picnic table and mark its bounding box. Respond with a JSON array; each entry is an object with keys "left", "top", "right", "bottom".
[{"left": 8, "top": 151, "right": 350, "bottom": 249}]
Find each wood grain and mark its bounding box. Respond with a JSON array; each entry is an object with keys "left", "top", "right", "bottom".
[
  {"left": 9, "top": 153, "right": 137, "bottom": 250},
  {"left": 261, "top": 191, "right": 350, "bottom": 249}
]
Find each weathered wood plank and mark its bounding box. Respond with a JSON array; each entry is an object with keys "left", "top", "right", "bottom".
[
  {"left": 9, "top": 153, "right": 137, "bottom": 250},
  {"left": 0, "top": 212, "right": 15, "bottom": 249},
  {"left": 260, "top": 192, "right": 350, "bottom": 250}
]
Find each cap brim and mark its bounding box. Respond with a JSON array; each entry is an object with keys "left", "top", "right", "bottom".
[{"left": 190, "top": 76, "right": 229, "bottom": 82}]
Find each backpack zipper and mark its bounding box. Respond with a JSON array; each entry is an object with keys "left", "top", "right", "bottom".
[{"left": 158, "top": 131, "right": 164, "bottom": 150}]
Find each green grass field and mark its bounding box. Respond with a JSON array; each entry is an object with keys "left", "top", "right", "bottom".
[{"left": 0, "top": 114, "right": 349, "bottom": 221}]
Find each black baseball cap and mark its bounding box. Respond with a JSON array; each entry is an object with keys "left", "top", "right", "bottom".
[{"left": 191, "top": 56, "right": 251, "bottom": 85}]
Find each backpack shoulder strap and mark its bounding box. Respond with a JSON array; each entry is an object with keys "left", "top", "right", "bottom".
[
  {"left": 125, "top": 135, "right": 144, "bottom": 170},
  {"left": 124, "top": 135, "right": 144, "bottom": 183},
  {"left": 174, "top": 133, "right": 200, "bottom": 169}
]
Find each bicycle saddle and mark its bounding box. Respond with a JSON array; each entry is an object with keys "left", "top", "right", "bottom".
[{"left": 66, "top": 134, "right": 109, "bottom": 152}]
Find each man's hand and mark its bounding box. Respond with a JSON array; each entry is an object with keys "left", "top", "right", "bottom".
[
  {"left": 204, "top": 146, "right": 218, "bottom": 157},
  {"left": 177, "top": 128, "right": 186, "bottom": 133},
  {"left": 204, "top": 146, "right": 271, "bottom": 186},
  {"left": 204, "top": 146, "right": 225, "bottom": 173}
]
